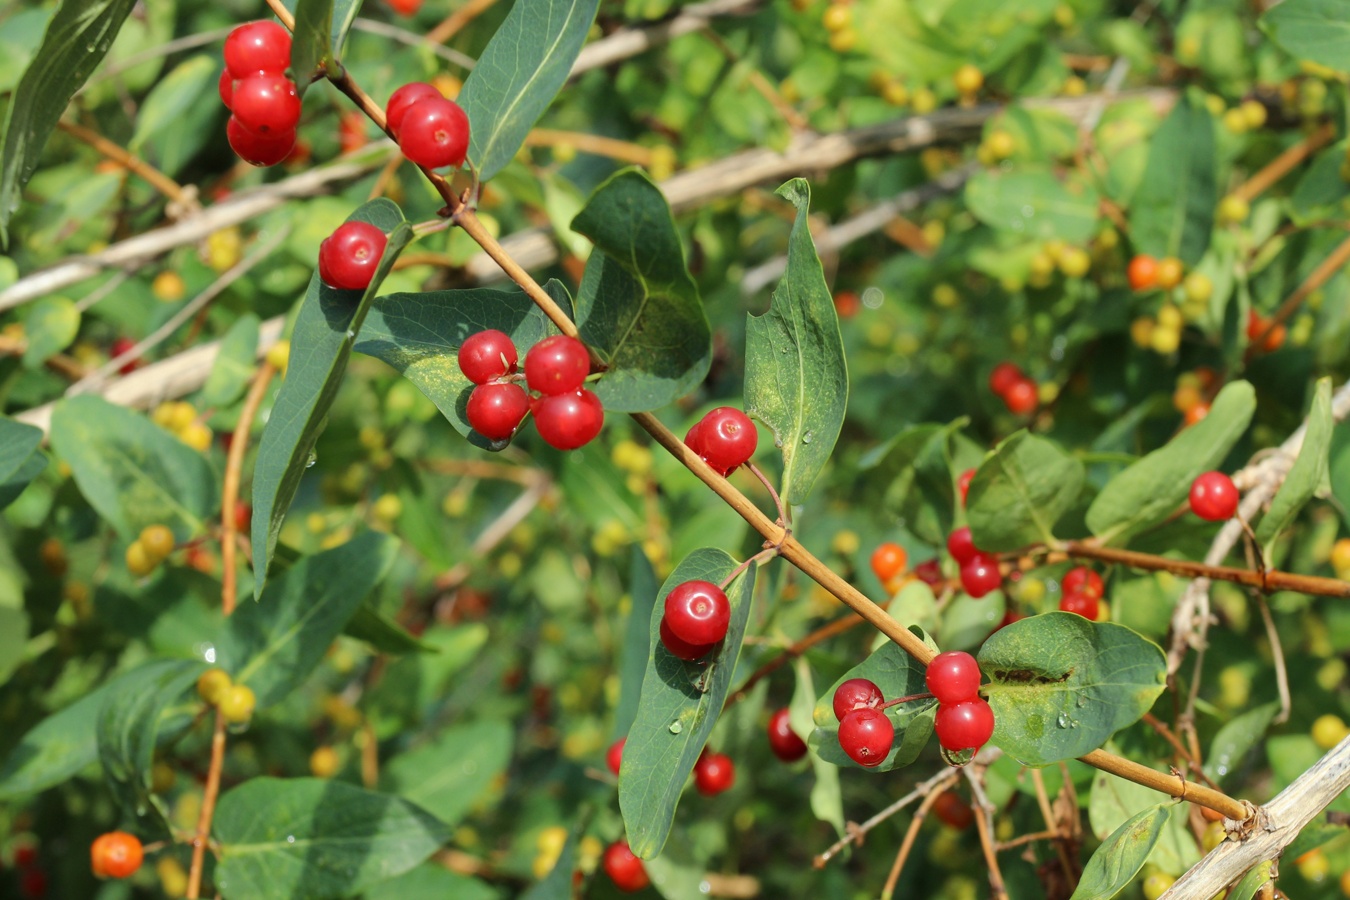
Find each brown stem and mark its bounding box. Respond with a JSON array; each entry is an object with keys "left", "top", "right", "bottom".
[
  {"left": 425, "top": 0, "right": 499, "bottom": 46},
  {"left": 1141, "top": 712, "right": 1221, "bottom": 789},
  {"left": 814, "top": 768, "right": 956, "bottom": 867},
  {"left": 971, "top": 789, "right": 1009, "bottom": 900},
  {"left": 880, "top": 779, "right": 951, "bottom": 900},
  {"left": 222, "top": 363, "right": 276, "bottom": 616},
  {"left": 185, "top": 711, "right": 228, "bottom": 899},
  {"left": 523, "top": 128, "right": 657, "bottom": 166},
  {"left": 1079, "top": 749, "right": 1247, "bottom": 819},
  {"left": 1263, "top": 232, "right": 1350, "bottom": 335},
  {"left": 1032, "top": 768, "right": 1077, "bottom": 884},
  {"left": 724, "top": 607, "right": 874, "bottom": 708},
  {"left": 454, "top": 209, "right": 579, "bottom": 337},
  {"left": 1233, "top": 122, "right": 1334, "bottom": 203},
  {"left": 57, "top": 120, "right": 195, "bottom": 209},
  {"left": 995, "top": 828, "right": 1065, "bottom": 852}
]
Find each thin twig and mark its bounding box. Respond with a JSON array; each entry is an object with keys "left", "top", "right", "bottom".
[
  {"left": 57, "top": 120, "right": 197, "bottom": 212},
  {"left": 1262, "top": 232, "right": 1350, "bottom": 336},
  {"left": 432, "top": 474, "right": 550, "bottom": 592},
  {"left": 425, "top": 0, "right": 499, "bottom": 45},
  {"left": 880, "top": 775, "right": 958, "bottom": 900},
  {"left": 1233, "top": 123, "right": 1334, "bottom": 204},
  {"left": 522, "top": 128, "right": 656, "bottom": 166},
  {"left": 222, "top": 363, "right": 277, "bottom": 616},
  {"left": 1254, "top": 592, "right": 1291, "bottom": 725},
  {"left": 185, "top": 711, "right": 227, "bottom": 899},
  {"left": 966, "top": 767, "right": 1008, "bottom": 900},
  {"left": 814, "top": 768, "right": 956, "bottom": 867}
]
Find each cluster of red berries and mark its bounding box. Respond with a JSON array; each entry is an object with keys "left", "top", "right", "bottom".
[
  {"left": 988, "top": 361, "right": 1037, "bottom": 416},
  {"left": 947, "top": 526, "right": 1001, "bottom": 598},
  {"left": 684, "top": 407, "right": 759, "bottom": 475},
  {"left": 219, "top": 21, "right": 301, "bottom": 167},
  {"left": 318, "top": 221, "right": 389, "bottom": 291},
  {"left": 91, "top": 831, "right": 143, "bottom": 880},
  {"left": 659, "top": 579, "right": 731, "bottom": 660},
  {"left": 385, "top": 82, "right": 470, "bottom": 170},
  {"left": 1189, "top": 471, "right": 1239, "bottom": 521},
  {"left": 1059, "top": 566, "right": 1103, "bottom": 619},
  {"left": 832, "top": 677, "right": 892, "bottom": 766},
  {"left": 926, "top": 651, "right": 995, "bottom": 754},
  {"left": 456, "top": 331, "right": 604, "bottom": 449}
]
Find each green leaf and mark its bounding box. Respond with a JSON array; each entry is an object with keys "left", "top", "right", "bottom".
[
  {"left": 615, "top": 546, "right": 658, "bottom": 737},
  {"left": 1127, "top": 95, "right": 1216, "bottom": 265},
  {"left": 1069, "top": 804, "right": 1170, "bottom": 900},
  {"left": 344, "top": 601, "right": 435, "bottom": 655},
  {"left": 619, "top": 548, "right": 757, "bottom": 858},
  {"left": 365, "top": 865, "right": 499, "bottom": 900},
  {"left": 0, "top": 415, "right": 45, "bottom": 511},
  {"left": 744, "top": 179, "right": 848, "bottom": 506},
  {"left": 0, "top": 606, "right": 28, "bottom": 688},
  {"left": 50, "top": 395, "right": 217, "bottom": 541},
  {"left": 382, "top": 720, "right": 513, "bottom": 827},
  {"left": 1227, "top": 861, "right": 1274, "bottom": 900},
  {"left": 354, "top": 282, "right": 571, "bottom": 449},
  {"left": 571, "top": 169, "right": 711, "bottom": 412},
  {"left": 251, "top": 198, "right": 412, "bottom": 594},
  {"left": 21, "top": 295, "right": 79, "bottom": 368},
  {"left": 1205, "top": 702, "right": 1280, "bottom": 787},
  {"left": 202, "top": 313, "right": 261, "bottom": 408},
  {"left": 1262, "top": 0, "right": 1350, "bottom": 71},
  {"left": 967, "top": 431, "right": 1084, "bottom": 551},
  {"left": 290, "top": 0, "right": 333, "bottom": 91},
  {"left": 97, "top": 659, "right": 206, "bottom": 831},
  {"left": 1087, "top": 765, "right": 1199, "bottom": 875},
  {"left": 870, "top": 420, "right": 968, "bottom": 546},
  {"left": 980, "top": 613, "right": 1167, "bottom": 766},
  {"left": 965, "top": 167, "right": 1101, "bottom": 243},
  {"left": 1086, "top": 381, "right": 1255, "bottom": 543},
  {"left": 791, "top": 657, "right": 844, "bottom": 835},
  {"left": 0, "top": 677, "right": 122, "bottom": 798},
  {"left": 129, "top": 55, "right": 216, "bottom": 152},
  {"left": 1255, "top": 378, "right": 1332, "bottom": 552},
  {"left": 220, "top": 532, "right": 397, "bottom": 708},
  {"left": 0, "top": 0, "right": 137, "bottom": 242},
  {"left": 457, "top": 0, "right": 600, "bottom": 182},
  {"left": 213, "top": 777, "right": 448, "bottom": 900}
]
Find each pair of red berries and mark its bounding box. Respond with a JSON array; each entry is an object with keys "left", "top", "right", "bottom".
[
  {"left": 988, "top": 361, "right": 1037, "bottom": 416},
  {"left": 1189, "top": 471, "right": 1239, "bottom": 521},
  {"left": 385, "top": 82, "right": 470, "bottom": 170},
  {"left": 684, "top": 407, "right": 759, "bottom": 475},
  {"left": 220, "top": 21, "right": 301, "bottom": 167},
  {"left": 833, "top": 677, "right": 892, "bottom": 766},
  {"left": 659, "top": 580, "right": 731, "bottom": 661},
  {"left": 926, "top": 651, "right": 996, "bottom": 753},
  {"left": 948, "top": 526, "right": 1001, "bottom": 598},
  {"left": 457, "top": 331, "right": 604, "bottom": 449},
  {"left": 1059, "top": 566, "right": 1103, "bottom": 619}
]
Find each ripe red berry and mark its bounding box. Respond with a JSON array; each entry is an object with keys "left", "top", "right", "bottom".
[
  {"left": 606, "top": 736, "right": 626, "bottom": 776},
  {"left": 397, "top": 96, "right": 471, "bottom": 169},
  {"left": 19, "top": 868, "right": 46, "bottom": 899},
  {"left": 1189, "top": 471, "right": 1239, "bottom": 521},
  {"left": 959, "top": 553, "right": 1001, "bottom": 598},
  {"left": 525, "top": 335, "right": 590, "bottom": 395},
  {"left": 229, "top": 74, "right": 301, "bottom": 136},
  {"left": 832, "top": 677, "right": 883, "bottom": 722},
  {"left": 318, "top": 221, "right": 388, "bottom": 291},
  {"left": 932, "top": 790, "right": 975, "bottom": 829},
  {"left": 90, "top": 831, "right": 143, "bottom": 880},
  {"left": 223, "top": 21, "right": 291, "bottom": 78},
  {"left": 693, "top": 751, "right": 735, "bottom": 795},
  {"left": 389, "top": 0, "right": 424, "bottom": 15},
  {"left": 870, "top": 542, "right": 908, "bottom": 582},
  {"left": 925, "top": 651, "right": 982, "bottom": 705},
  {"left": 684, "top": 420, "right": 706, "bottom": 456},
  {"left": 458, "top": 329, "right": 518, "bottom": 384},
  {"left": 1059, "top": 590, "right": 1099, "bottom": 619},
  {"left": 1127, "top": 254, "right": 1159, "bottom": 292},
  {"left": 767, "top": 707, "right": 808, "bottom": 762},
  {"left": 988, "top": 361, "right": 1023, "bottom": 396},
  {"left": 695, "top": 407, "right": 758, "bottom": 475},
  {"left": 218, "top": 69, "right": 235, "bottom": 108},
  {"left": 1003, "top": 377, "right": 1038, "bottom": 415},
  {"left": 915, "top": 558, "right": 943, "bottom": 586},
  {"left": 663, "top": 580, "right": 730, "bottom": 646},
  {"left": 659, "top": 618, "right": 714, "bottom": 661},
  {"left": 110, "top": 336, "right": 140, "bottom": 374},
  {"left": 466, "top": 383, "right": 529, "bottom": 441},
  {"left": 838, "top": 707, "right": 894, "bottom": 767},
  {"left": 226, "top": 116, "right": 296, "bottom": 167},
  {"left": 14, "top": 844, "right": 38, "bottom": 868},
  {"left": 533, "top": 388, "right": 604, "bottom": 450},
  {"left": 1061, "top": 566, "right": 1103, "bottom": 599},
  {"left": 957, "top": 468, "right": 976, "bottom": 506},
  {"left": 946, "top": 526, "right": 978, "bottom": 564},
  {"left": 385, "top": 82, "right": 442, "bottom": 137},
  {"left": 934, "top": 699, "right": 995, "bottom": 752},
  {"left": 234, "top": 502, "right": 252, "bottom": 533},
  {"left": 603, "top": 839, "right": 649, "bottom": 892}
]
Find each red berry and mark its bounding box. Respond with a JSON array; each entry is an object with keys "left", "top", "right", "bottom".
[
  {"left": 932, "top": 790, "right": 975, "bottom": 829},
  {"left": 318, "top": 221, "right": 388, "bottom": 291},
  {"left": 385, "top": 82, "right": 441, "bottom": 137},
  {"left": 90, "top": 831, "right": 143, "bottom": 880},
  {"left": 603, "top": 839, "right": 649, "bottom": 892},
  {"left": 684, "top": 420, "right": 706, "bottom": 457},
  {"left": 957, "top": 468, "right": 975, "bottom": 506},
  {"left": 934, "top": 699, "right": 995, "bottom": 752},
  {"left": 988, "top": 361, "right": 1023, "bottom": 396},
  {"left": 338, "top": 110, "right": 368, "bottom": 154},
  {"left": 458, "top": 329, "right": 518, "bottom": 384},
  {"left": 693, "top": 751, "right": 735, "bottom": 795},
  {"left": 234, "top": 502, "right": 252, "bottom": 533},
  {"left": 925, "top": 651, "right": 982, "bottom": 705},
  {"left": 915, "top": 558, "right": 943, "bottom": 587},
  {"left": 960, "top": 553, "right": 1001, "bottom": 598},
  {"left": 767, "top": 707, "right": 808, "bottom": 762},
  {"left": 230, "top": 74, "right": 301, "bottom": 136},
  {"left": 1003, "top": 377, "right": 1038, "bottom": 415},
  {"left": 946, "top": 526, "right": 978, "bottom": 564},
  {"left": 606, "top": 736, "right": 626, "bottom": 775},
  {"left": 110, "top": 337, "right": 140, "bottom": 375},
  {"left": 389, "top": 0, "right": 424, "bottom": 15},
  {"left": 871, "top": 542, "right": 908, "bottom": 581},
  {"left": 525, "top": 335, "right": 590, "bottom": 395},
  {"left": 1061, "top": 566, "right": 1102, "bottom": 598},
  {"left": 14, "top": 845, "right": 37, "bottom": 868},
  {"left": 832, "top": 677, "right": 883, "bottom": 722},
  {"left": 397, "top": 96, "right": 470, "bottom": 169},
  {"left": 1059, "top": 590, "right": 1099, "bottom": 619},
  {"left": 838, "top": 707, "right": 894, "bottom": 767},
  {"left": 663, "top": 580, "right": 730, "bottom": 646},
  {"left": 834, "top": 290, "right": 860, "bottom": 317},
  {"left": 1190, "top": 471, "right": 1239, "bottom": 521},
  {"left": 223, "top": 21, "right": 291, "bottom": 79},
  {"left": 466, "top": 383, "right": 529, "bottom": 441},
  {"left": 659, "top": 618, "right": 714, "bottom": 661},
  {"left": 1127, "top": 254, "right": 1159, "bottom": 292},
  {"left": 226, "top": 116, "right": 296, "bottom": 167},
  {"left": 695, "top": 407, "right": 758, "bottom": 475},
  {"left": 995, "top": 607, "right": 1026, "bottom": 632},
  {"left": 533, "top": 388, "right": 604, "bottom": 450},
  {"left": 19, "top": 868, "right": 46, "bottom": 899},
  {"left": 218, "top": 69, "right": 235, "bottom": 108}
]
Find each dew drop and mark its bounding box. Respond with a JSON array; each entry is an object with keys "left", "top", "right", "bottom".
[
  {"left": 669, "top": 721, "right": 683, "bottom": 734},
  {"left": 1076, "top": 695, "right": 1087, "bottom": 707},
  {"left": 801, "top": 431, "right": 813, "bottom": 444},
  {"left": 1056, "top": 711, "right": 1070, "bottom": 729},
  {"left": 286, "top": 835, "right": 296, "bottom": 844},
  {"left": 305, "top": 450, "right": 318, "bottom": 468}
]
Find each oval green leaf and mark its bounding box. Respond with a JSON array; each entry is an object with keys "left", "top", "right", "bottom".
[
  {"left": 1255, "top": 377, "right": 1332, "bottom": 552},
  {"left": 0, "top": 415, "right": 45, "bottom": 511},
  {"left": 1127, "top": 95, "right": 1216, "bottom": 265},
  {"left": 1069, "top": 804, "right": 1170, "bottom": 900},
  {"left": 382, "top": 720, "right": 513, "bottom": 827},
  {"left": 965, "top": 167, "right": 1101, "bottom": 242},
  {"left": 967, "top": 430, "right": 1084, "bottom": 551},
  {"left": 1262, "top": 0, "right": 1350, "bottom": 72}
]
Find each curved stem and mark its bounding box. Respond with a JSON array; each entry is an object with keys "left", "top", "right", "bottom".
[
  {"left": 222, "top": 363, "right": 276, "bottom": 615},
  {"left": 185, "top": 711, "right": 227, "bottom": 899}
]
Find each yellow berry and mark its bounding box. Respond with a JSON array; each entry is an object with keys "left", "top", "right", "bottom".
[
  {"left": 1156, "top": 257, "right": 1184, "bottom": 290},
  {"left": 1222, "top": 108, "right": 1249, "bottom": 134},
  {"left": 39, "top": 537, "right": 68, "bottom": 576},
  {"left": 205, "top": 227, "right": 242, "bottom": 273},
  {"left": 1331, "top": 537, "right": 1350, "bottom": 573},
  {"left": 1240, "top": 100, "right": 1267, "bottom": 129},
  {"left": 953, "top": 64, "right": 983, "bottom": 95},
  {"left": 1143, "top": 872, "right": 1176, "bottom": 900},
  {"left": 156, "top": 858, "right": 189, "bottom": 898},
  {"left": 831, "top": 529, "right": 861, "bottom": 556},
  {"left": 1150, "top": 325, "right": 1181, "bottom": 355},
  {"left": 1061, "top": 75, "right": 1086, "bottom": 96},
  {"left": 821, "top": 4, "right": 852, "bottom": 32},
  {"left": 169, "top": 401, "right": 197, "bottom": 433},
  {"left": 985, "top": 129, "right": 1015, "bottom": 160},
  {"left": 552, "top": 141, "right": 577, "bottom": 163},
  {"left": 266, "top": 339, "right": 290, "bottom": 374},
  {"left": 372, "top": 494, "right": 403, "bottom": 523},
  {"left": 1202, "top": 821, "right": 1226, "bottom": 852},
  {"left": 1017, "top": 577, "right": 1046, "bottom": 604},
  {"left": 432, "top": 73, "right": 462, "bottom": 100},
  {"left": 1183, "top": 272, "right": 1213, "bottom": 305},
  {"left": 536, "top": 825, "right": 568, "bottom": 857},
  {"left": 180, "top": 421, "right": 212, "bottom": 452},
  {"left": 1029, "top": 251, "right": 1056, "bottom": 278},
  {"left": 932, "top": 283, "right": 959, "bottom": 308},
  {"left": 1053, "top": 4, "right": 1075, "bottom": 27},
  {"left": 1057, "top": 247, "right": 1091, "bottom": 278},
  {"left": 882, "top": 81, "right": 910, "bottom": 106},
  {"left": 1340, "top": 867, "right": 1350, "bottom": 897},
  {"left": 827, "top": 27, "right": 858, "bottom": 52},
  {"left": 1173, "top": 384, "right": 1203, "bottom": 414},
  {"left": 648, "top": 145, "right": 677, "bottom": 181},
  {"left": 125, "top": 540, "right": 158, "bottom": 577},
  {"left": 196, "top": 668, "right": 232, "bottom": 706},
  {"left": 1311, "top": 713, "right": 1350, "bottom": 749},
  {"left": 911, "top": 87, "right": 938, "bottom": 114},
  {"left": 139, "top": 524, "right": 176, "bottom": 561},
  {"left": 151, "top": 761, "right": 177, "bottom": 793},
  {"left": 1218, "top": 194, "right": 1249, "bottom": 225},
  {"left": 152, "top": 271, "right": 186, "bottom": 303},
  {"left": 1297, "top": 848, "right": 1330, "bottom": 883},
  {"left": 218, "top": 684, "right": 257, "bottom": 724},
  {"left": 578, "top": 835, "right": 604, "bottom": 873},
  {"left": 309, "top": 746, "right": 340, "bottom": 779},
  {"left": 1130, "top": 317, "right": 1155, "bottom": 348}
]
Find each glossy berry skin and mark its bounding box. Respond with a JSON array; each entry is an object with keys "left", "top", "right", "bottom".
[
  {"left": 659, "top": 618, "right": 714, "bottom": 661},
  {"left": 1061, "top": 566, "right": 1103, "bottom": 599},
  {"left": 934, "top": 699, "right": 995, "bottom": 752},
  {"left": 458, "top": 329, "right": 518, "bottom": 384},
  {"left": 218, "top": 69, "right": 235, "bottom": 108},
  {"left": 606, "top": 737, "right": 626, "bottom": 775},
  {"left": 385, "top": 82, "right": 441, "bottom": 137},
  {"left": 1189, "top": 471, "right": 1239, "bottom": 521},
  {"left": 1127, "top": 254, "right": 1159, "bottom": 292},
  {"left": 319, "top": 221, "right": 388, "bottom": 291},
  {"left": 695, "top": 407, "right": 758, "bottom": 475},
  {"left": 226, "top": 116, "right": 296, "bottom": 167},
  {"left": 914, "top": 558, "right": 943, "bottom": 587},
  {"left": 925, "top": 651, "right": 982, "bottom": 705},
  {"left": 1003, "top": 377, "right": 1038, "bottom": 415},
  {"left": 230, "top": 74, "right": 301, "bottom": 135},
  {"left": 466, "top": 383, "right": 529, "bottom": 441},
  {"left": 664, "top": 580, "right": 730, "bottom": 646},
  {"left": 960, "top": 553, "right": 1001, "bottom": 598},
  {"left": 957, "top": 468, "right": 975, "bottom": 506},
  {"left": 946, "top": 526, "right": 978, "bottom": 564},
  {"left": 533, "top": 388, "right": 604, "bottom": 450},
  {"left": 397, "top": 96, "right": 471, "bottom": 169},
  {"left": 838, "top": 707, "right": 894, "bottom": 767},
  {"left": 988, "top": 361, "right": 1023, "bottom": 396},
  {"left": 525, "top": 335, "right": 590, "bottom": 395},
  {"left": 767, "top": 707, "right": 808, "bottom": 762},
  {"left": 603, "top": 840, "right": 650, "bottom": 892},
  {"left": 90, "top": 832, "right": 143, "bottom": 879},
  {"left": 218, "top": 684, "right": 256, "bottom": 724},
  {"left": 693, "top": 751, "right": 735, "bottom": 795},
  {"left": 1059, "top": 590, "right": 1100, "bottom": 619},
  {"left": 870, "top": 542, "right": 908, "bottom": 582},
  {"left": 932, "top": 791, "right": 975, "bottom": 829},
  {"left": 832, "top": 677, "right": 883, "bottom": 722},
  {"left": 683, "top": 420, "right": 706, "bottom": 456},
  {"left": 223, "top": 21, "right": 291, "bottom": 78}
]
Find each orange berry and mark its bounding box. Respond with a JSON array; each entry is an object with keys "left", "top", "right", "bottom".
[
  {"left": 1156, "top": 256, "right": 1184, "bottom": 289},
  {"left": 1184, "top": 403, "right": 1210, "bottom": 427},
  {"left": 91, "top": 832, "right": 143, "bottom": 879},
  {"left": 1127, "top": 254, "right": 1158, "bottom": 291},
  {"left": 871, "top": 542, "right": 908, "bottom": 582}
]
